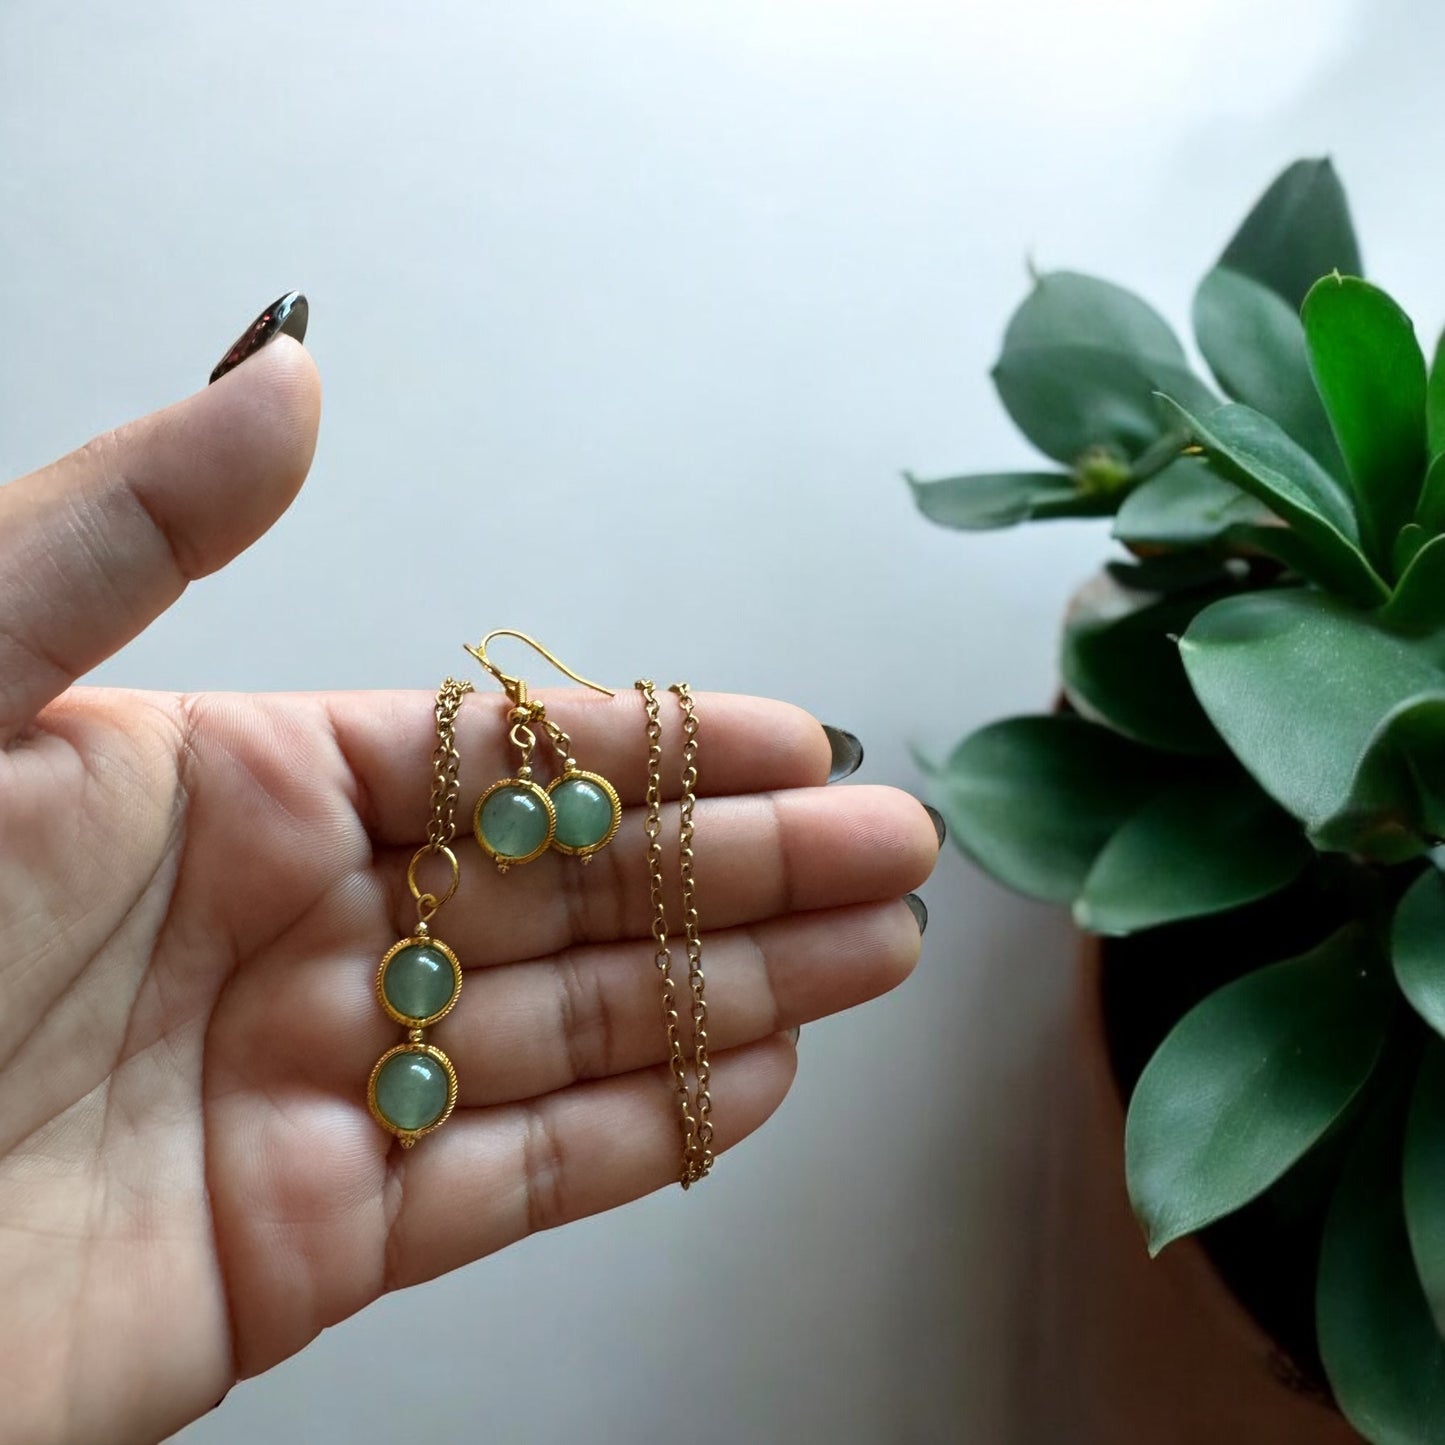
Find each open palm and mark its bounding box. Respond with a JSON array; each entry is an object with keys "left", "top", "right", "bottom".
[{"left": 0, "top": 330, "right": 936, "bottom": 1445}]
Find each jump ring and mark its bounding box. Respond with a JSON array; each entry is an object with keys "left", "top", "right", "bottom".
[{"left": 407, "top": 844, "right": 460, "bottom": 918}]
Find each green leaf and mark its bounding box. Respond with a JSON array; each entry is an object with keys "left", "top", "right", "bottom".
[
  {"left": 1311, "top": 696, "right": 1445, "bottom": 861},
  {"left": 1192, "top": 266, "right": 1345, "bottom": 476},
  {"left": 1112, "top": 456, "right": 1278, "bottom": 547},
  {"left": 1181, "top": 589, "right": 1445, "bottom": 860},
  {"left": 994, "top": 270, "right": 1214, "bottom": 466},
  {"left": 1075, "top": 772, "right": 1312, "bottom": 935},
  {"left": 934, "top": 715, "right": 1169, "bottom": 903},
  {"left": 1304, "top": 275, "right": 1429, "bottom": 567},
  {"left": 1003, "top": 270, "right": 1189, "bottom": 365},
  {"left": 1219, "top": 158, "right": 1362, "bottom": 311},
  {"left": 1428, "top": 328, "right": 1445, "bottom": 461},
  {"left": 994, "top": 346, "right": 1213, "bottom": 466},
  {"left": 1405, "top": 1043, "right": 1445, "bottom": 1342},
  {"left": 1161, "top": 398, "right": 1388, "bottom": 605},
  {"left": 1105, "top": 553, "right": 1238, "bottom": 595},
  {"left": 1125, "top": 927, "right": 1388, "bottom": 1253},
  {"left": 905, "top": 470, "right": 1106, "bottom": 530},
  {"left": 1385, "top": 534, "right": 1445, "bottom": 634},
  {"left": 1418, "top": 454, "right": 1445, "bottom": 534},
  {"left": 1162, "top": 397, "right": 1359, "bottom": 545},
  {"left": 1060, "top": 571, "right": 1223, "bottom": 755},
  {"left": 1396, "top": 524, "right": 1431, "bottom": 581},
  {"left": 1396, "top": 870, "right": 1445, "bottom": 1039},
  {"left": 1318, "top": 1103, "right": 1445, "bottom": 1445},
  {"left": 1110, "top": 457, "right": 1353, "bottom": 591}
]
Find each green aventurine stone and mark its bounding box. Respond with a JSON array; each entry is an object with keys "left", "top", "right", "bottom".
[
  {"left": 382, "top": 944, "right": 457, "bottom": 1021},
  {"left": 552, "top": 776, "right": 614, "bottom": 849},
  {"left": 480, "top": 784, "right": 552, "bottom": 858},
  {"left": 374, "top": 1051, "right": 450, "bottom": 1132}
]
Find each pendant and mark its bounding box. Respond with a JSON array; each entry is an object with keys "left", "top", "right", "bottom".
[{"left": 368, "top": 931, "right": 462, "bottom": 1146}]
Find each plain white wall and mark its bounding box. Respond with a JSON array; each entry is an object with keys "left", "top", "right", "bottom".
[{"left": 1, "top": 1, "right": 1438, "bottom": 1440}]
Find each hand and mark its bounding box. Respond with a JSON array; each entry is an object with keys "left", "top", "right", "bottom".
[{"left": 0, "top": 311, "right": 937, "bottom": 1445}]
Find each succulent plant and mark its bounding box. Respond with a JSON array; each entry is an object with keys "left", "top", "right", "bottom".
[{"left": 916, "top": 158, "right": 1445, "bottom": 1442}]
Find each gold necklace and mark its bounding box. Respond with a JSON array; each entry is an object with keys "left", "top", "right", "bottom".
[{"left": 637, "top": 679, "right": 714, "bottom": 1187}]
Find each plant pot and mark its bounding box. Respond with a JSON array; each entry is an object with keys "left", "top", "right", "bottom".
[{"left": 1017, "top": 934, "right": 1362, "bottom": 1443}]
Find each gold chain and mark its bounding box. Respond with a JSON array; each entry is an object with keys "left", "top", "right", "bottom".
[
  {"left": 428, "top": 677, "right": 474, "bottom": 848},
  {"left": 541, "top": 715, "right": 576, "bottom": 771},
  {"left": 671, "top": 681, "right": 713, "bottom": 1174},
  {"left": 409, "top": 677, "right": 474, "bottom": 927},
  {"left": 637, "top": 679, "right": 713, "bottom": 1188}
]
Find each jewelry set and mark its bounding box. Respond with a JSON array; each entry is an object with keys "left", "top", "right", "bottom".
[{"left": 366, "top": 630, "right": 715, "bottom": 1189}]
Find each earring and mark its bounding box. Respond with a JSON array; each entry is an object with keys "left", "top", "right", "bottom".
[
  {"left": 367, "top": 678, "right": 472, "bottom": 1147},
  {"left": 542, "top": 710, "right": 623, "bottom": 863},
  {"left": 465, "top": 630, "right": 622, "bottom": 871},
  {"left": 471, "top": 690, "right": 556, "bottom": 873}
]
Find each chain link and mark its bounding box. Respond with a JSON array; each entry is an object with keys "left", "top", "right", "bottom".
[
  {"left": 670, "top": 681, "right": 713, "bottom": 1176},
  {"left": 637, "top": 679, "right": 713, "bottom": 1188},
  {"left": 408, "top": 677, "right": 474, "bottom": 925},
  {"left": 427, "top": 677, "right": 475, "bottom": 849},
  {"left": 541, "top": 715, "right": 576, "bottom": 772}
]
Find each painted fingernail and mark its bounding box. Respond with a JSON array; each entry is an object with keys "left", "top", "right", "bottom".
[
  {"left": 922, "top": 803, "right": 947, "bottom": 848},
  {"left": 787, "top": 1026, "right": 801, "bottom": 1045},
  {"left": 823, "top": 725, "right": 864, "bottom": 782},
  {"left": 210, "top": 290, "right": 309, "bottom": 383},
  {"left": 903, "top": 893, "right": 928, "bottom": 935}
]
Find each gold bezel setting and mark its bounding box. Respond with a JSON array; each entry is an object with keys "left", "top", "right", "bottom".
[
  {"left": 367, "top": 1042, "right": 459, "bottom": 1148},
  {"left": 473, "top": 776, "right": 557, "bottom": 867},
  {"left": 546, "top": 768, "right": 622, "bottom": 858},
  {"left": 375, "top": 934, "right": 463, "bottom": 1028}
]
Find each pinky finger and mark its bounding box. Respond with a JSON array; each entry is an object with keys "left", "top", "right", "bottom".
[{"left": 384, "top": 1035, "right": 797, "bottom": 1290}]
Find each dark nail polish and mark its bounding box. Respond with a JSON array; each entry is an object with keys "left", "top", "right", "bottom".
[
  {"left": 903, "top": 893, "right": 928, "bottom": 935},
  {"left": 787, "top": 1025, "right": 801, "bottom": 1045},
  {"left": 209, "top": 290, "right": 309, "bottom": 383},
  {"left": 923, "top": 803, "right": 947, "bottom": 848},
  {"left": 823, "top": 725, "right": 864, "bottom": 782}
]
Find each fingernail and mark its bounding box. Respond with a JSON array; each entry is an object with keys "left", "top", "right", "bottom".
[
  {"left": 922, "top": 803, "right": 947, "bottom": 848},
  {"left": 823, "top": 725, "right": 864, "bottom": 782},
  {"left": 210, "top": 290, "right": 309, "bottom": 383},
  {"left": 787, "top": 1025, "right": 801, "bottom": 1045},
  {"left": 903, "top": 893, "right": 928, "bottom": 935}
]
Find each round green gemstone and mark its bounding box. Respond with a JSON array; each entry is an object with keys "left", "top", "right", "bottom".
[
  {"left": 479, "top": 783, "right": 552, "bottom": 859},
  {"left": 552, "top": 776, "right": 615, "bottom": 850},
  {"left": 374, "top": 1050, "right": 450, "bottom": 1133},
  {"left": 381, "top": 943, "right": 457, "bottom": 1022}
]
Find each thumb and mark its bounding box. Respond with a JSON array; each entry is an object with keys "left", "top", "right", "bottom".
[{"left": 0, "top": 293, "right": 321, "bottom": 743}]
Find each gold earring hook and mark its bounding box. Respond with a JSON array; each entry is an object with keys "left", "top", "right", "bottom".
[{"left": 464, "top": 629, "right": 616, "bottom": 705}]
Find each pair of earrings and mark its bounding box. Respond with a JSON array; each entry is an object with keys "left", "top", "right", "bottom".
[
  {"left": 367, "top": 634, "right": 621, "bottom": 1147},
  {"left": 467, "top": 630, "right": 622, "bottom": 872}
]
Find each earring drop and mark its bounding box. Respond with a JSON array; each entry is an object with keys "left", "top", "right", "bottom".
[
  {"left": 367, "top": 678, "right": 471, "bottom": 1146},
  {"left": 465, "top": 630, "right": 622, "bottom": 870},
  {"left": 543, "top": 712, "right": 622, "bottom": 862},
  {"left": 472, "top": 695, "right": 556, "bottom": 872}
]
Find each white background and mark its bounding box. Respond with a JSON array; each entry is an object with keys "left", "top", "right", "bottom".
[{"left": 0, "top": 2, "right": 1434, "bottom": 1440}]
